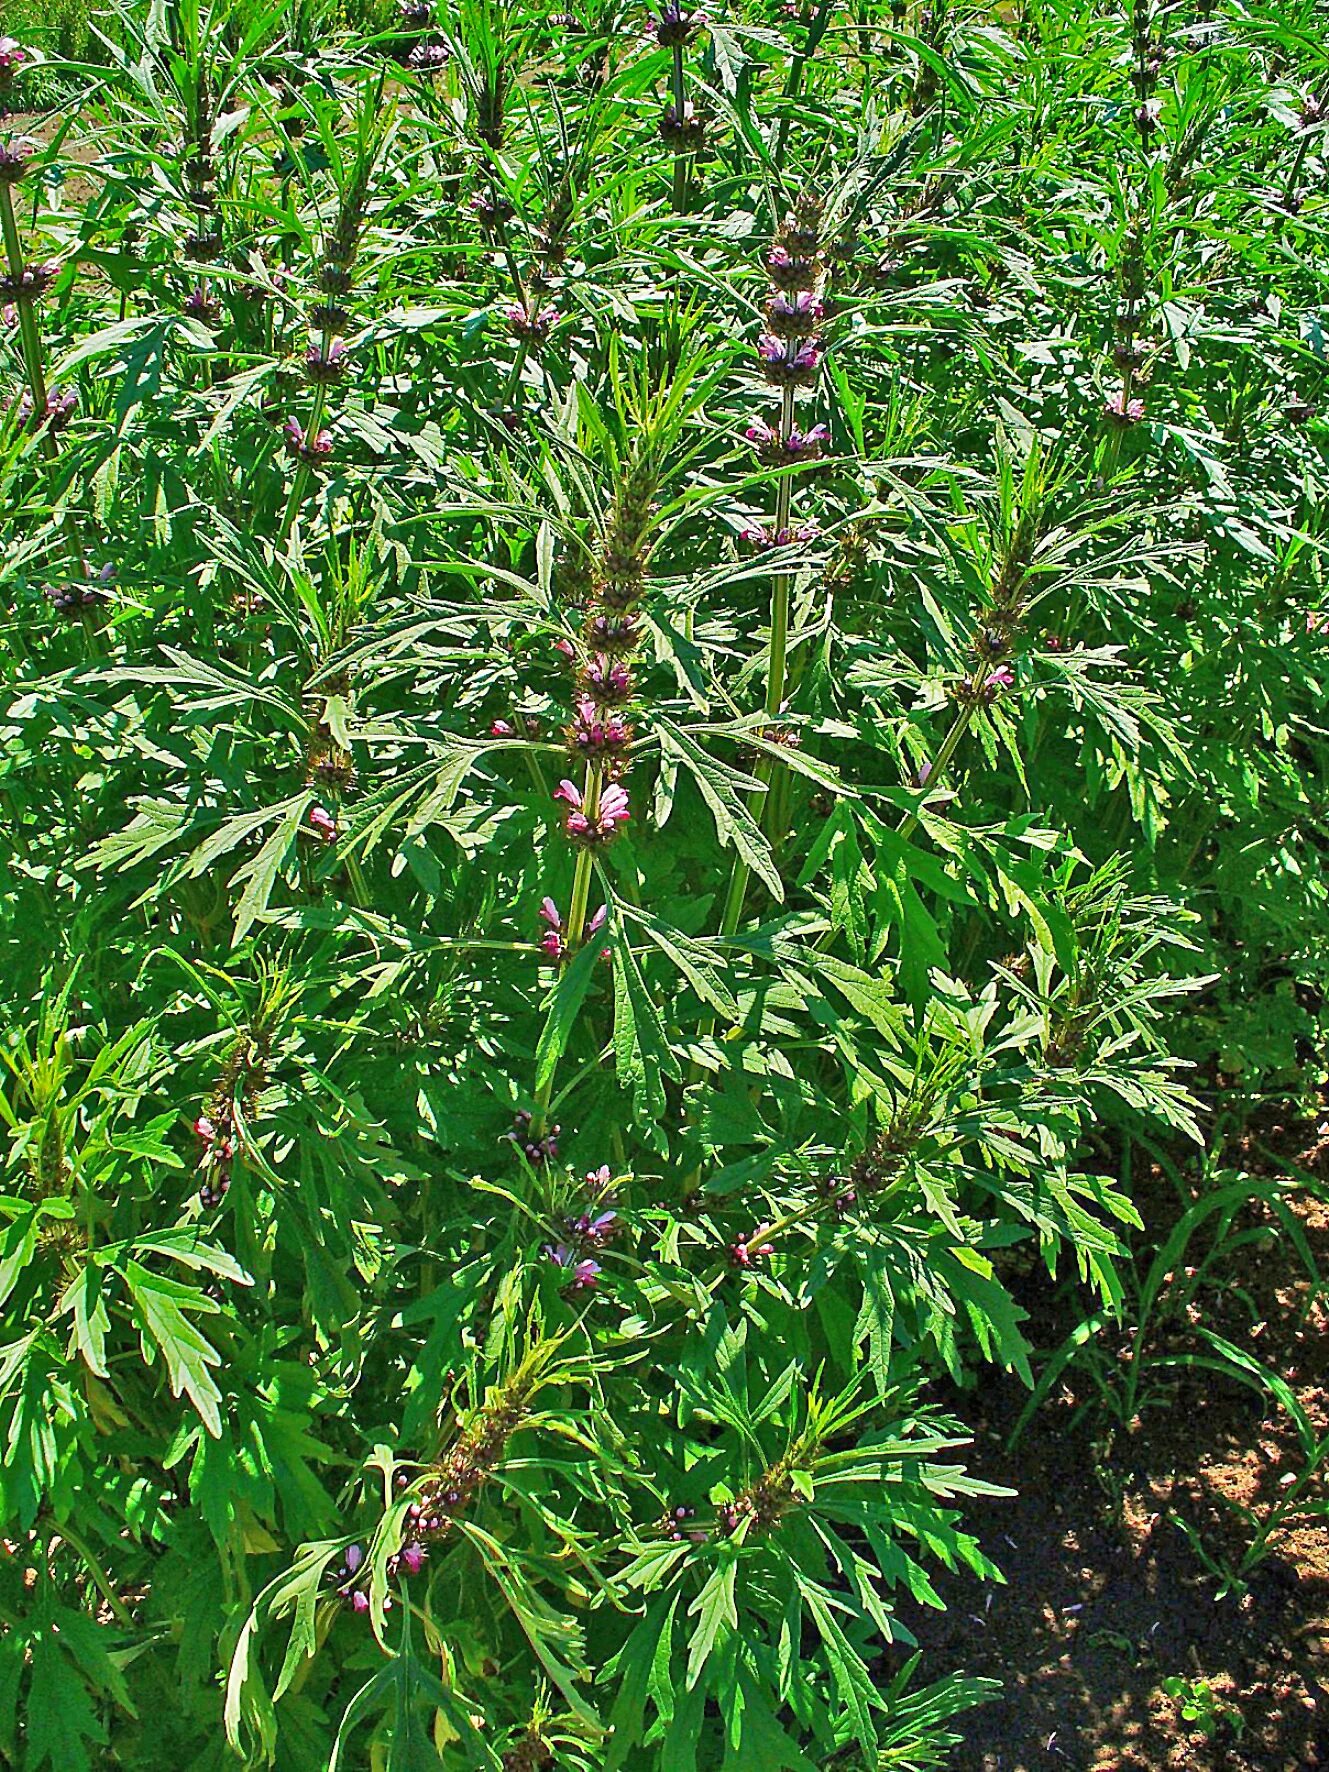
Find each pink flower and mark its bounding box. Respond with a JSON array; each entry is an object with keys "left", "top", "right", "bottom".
[
  {"left": 489, "top": 717, "right": 515, "bottom": 737},
  {"left": 764, "top": 289, "right": 824, "bottom": 335},
  {"left": 505, "top": 303, "right": 558, "bottom": 342},
  {"left": 580, "top": 656, "right": 633, "bottom": 705},
  {"left": 729, "top": 1223, "right": 776, "bottom": 1268},
  {"left": 587, "top": 905, "right": 608, "bottom": 936},
  {"left": 740, "top": 522, "right": 820, "bottom": 550},
  {"left": 786, "top": 423, "right": 829, "bottom": 456},
  {"left": 757, "top": 336, "right": 822, "bottom": 386},
  {"left": 545, "top": 1243, "right": 601, "bottom": 1289},
  {"left": 308, "top": 805, "right": 339, "bottom": 842},
  {"left": 567, "top": 698, "right": 632, "bottom": 759},
  {"left": 1306, "top": 611, "right": 1327, "bottom": 634},
  {"left": 598, "top": 783, "right": 630, "bottom": 830},
  {"left": 555, "top": 779, "right": 630, "bottom": 843},
  {"left": 283, "top": 417, "right": 333, "bottom": 465},
  {"left": 1104, "top": 389, "right": 1146, "bottom": 424},
  {"left": 194, "top": 1116, "right": 216, "bottom": 1142}
]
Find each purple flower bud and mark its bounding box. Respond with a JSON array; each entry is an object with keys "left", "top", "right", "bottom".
[
  {"left": 407, "top": 41, "right": 449, "bottom": 74},
  {"left": 184, "top": 231, "right": 224, "bottom": 264},
  {"left": 0, "top": 138, "right": 32, "bottom": 184},
  {"left": 469, "top": 191, "right": 515, "bottom": 231},
  {"left": 765, "top": 244, "right": 819, "bottom": 291},
  {"left": 659, "top": 102, "right": 707, "bottom": 154},
  {"left": 554, "top": 778, "right": 630, "bottom": 845},
  {"left": 579, "top": 656, "right": 633, "bottom": 706},
  {"left": 786, "top": 423, "right": 829, "bottom": 456},
  {"left": 15, "top": 384, "right": 76, "bottom": 432},
  {"left": 764, "top": 288, "right": 825, "bottom": 338},
  {"left": 350, "top": 1589, "right": 370, "bottom": 1613},
  {"left": 567, "top": 697, "right": 632, "bottom": 760},
  {"left": 651, "top": 2, "right": 707, "bottom": 45},
  {"left": 183, "top": 284, "right": 222, "bottom": 327},
  {"left": 283, "top": 417, "right": 334, "bottom": 467},
  {"left": 308, "top": 301, "right": 350, "bottom": 336},
  {"left": 757, "top": 335, "right": 822, "bottom": 388},
  {"left": 0, "top": 260, "right": 59, "bottom": 304},
  {"left": 740, "top": 521, "right": 819, "bottom": 551},
  {"left": 303, "top": 340, "right": 350, "bottom": 385},
  {"left": 399, "top": 1543, "right": 426, "bottom": 1574},
  {"left": 344, "top": 1543, "right": 364, "bottom": 1574},
  {"left": 505, "top": 303, "right": 558, "bottom": 343}
]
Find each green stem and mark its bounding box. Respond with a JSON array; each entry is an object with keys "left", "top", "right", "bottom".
[
  {"left": 531, "top": 765, "right": 600, "bottom": 1135},
  {"left": 565, "top": 838, "right": 596, "bottom": 951},
  {"left": 897, "top": 702, "right": 976, "bottom": 844},
  {"left": 492, "top": 196, "right": 528, "bottom": 316},
  {"left": 765, "top": 398, "right": 797, "bottom": 723},
  {"left": 56, "top": 1522, "right": 136, "bottom": 1629},
  {"left": 672, "top": 154, "right": 689, "bottom": 215},
  {"left": 1, "top": 183, "right": 91, "bottom": 588},
  {"left": 773, "top": 0, "right": 836, "bottom": 171},
  {"left": 0, "top": 186, "right": 48, "bottom": 413},
  {"left": 669, "top": 45, "right": 690, "bottom": 213},
  {"left": 1282, "top": 132, "right": 1311, "bottom": 210},
  {"left": 280, "top": 381, "right": 328, "bottom": 540},
  {"left": 344, "top": 853, "right": 370, "bottom": 907},
  {"left": 499, "top": 336, "right": 529, "bottom": 410}
]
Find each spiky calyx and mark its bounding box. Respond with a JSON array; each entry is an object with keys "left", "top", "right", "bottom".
[
  {"left": 592, "top": 452, "right": 658, "bottom": 607},
  {"left": 403, "top": 1367, "right": 540, "bottom": 1542}
]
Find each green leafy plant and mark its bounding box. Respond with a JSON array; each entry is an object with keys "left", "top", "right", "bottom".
[{"left": 1, "top": 0, "right": 1326, "bottom": 1763}]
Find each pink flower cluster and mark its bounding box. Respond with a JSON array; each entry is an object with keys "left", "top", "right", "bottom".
[
  {"left": 553, "top": 777, "right": 630, "bottom": 844},
  {"left": 537, "top": 896, "right": 607, "bottom": 963}
]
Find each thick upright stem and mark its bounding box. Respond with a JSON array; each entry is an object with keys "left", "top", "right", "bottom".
[
  {"left": 531, "top": 764, "right": 600, "bottom": 1136},
  {"left": 764, "top": 386, "right": 798, "bottom": 723},
  {"left": 500, "top": 337, "right": 529, "bottom": 410},
  {"left": 564, "top": 818, "right": 599, "bottom": 951},
  {"left": 714, "top": 386, "right": 800, "bottom": 936},
  {"left": 280, "top": 357, "right": 329, "bottom": 541},
  {"left": 670, "top": 46, "right": 689, "bottom": 213},
  {"left": 1, "top": 182, "right": 90, "bottom": 586},
  {"left": 897, "top": 702, "right": 976, "bottom": 843}
]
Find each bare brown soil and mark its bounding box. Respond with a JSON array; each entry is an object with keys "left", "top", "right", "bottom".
[{"left": 904, "top": 1108, "right": 1329, "bottom": 1770}]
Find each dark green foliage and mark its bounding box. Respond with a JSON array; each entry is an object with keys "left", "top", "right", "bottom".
[{"left": 0, "top": 0, "right": 1326, "bottom": 1764}]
